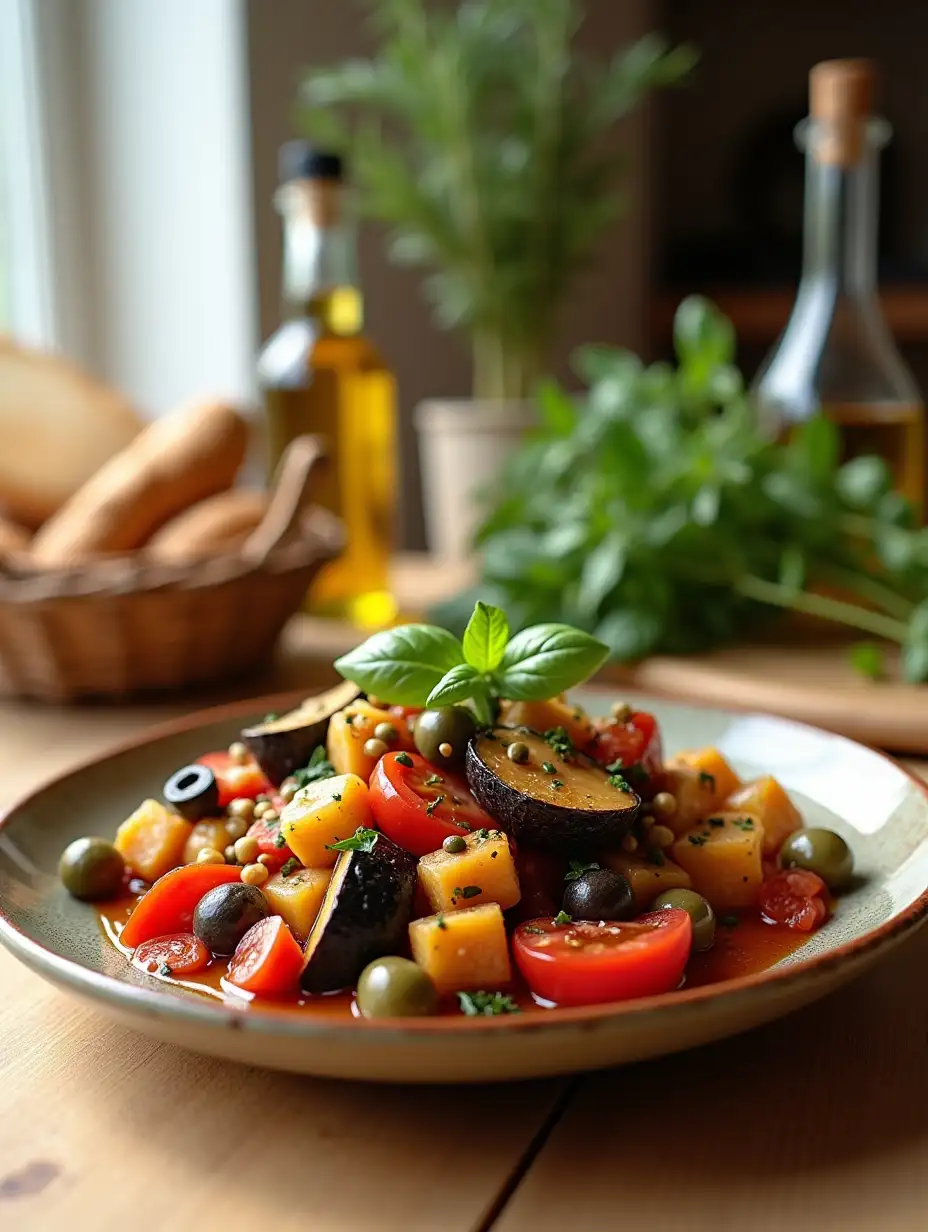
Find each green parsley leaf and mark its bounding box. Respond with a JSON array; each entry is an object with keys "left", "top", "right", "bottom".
[
  {"left": 543, "top": 726, "right": 575, "bottom": 760},
  {"left": 554, "top": 910, "right": 572, "bottom": 926},
  {"left": 424, "top": 773, "right": 444, "bottom": 786},
  {"left": 274, "top": 831, "right": 287, "bottom": 848},
  {"left": 326, "top": 827, "right": 380, "bottom": 853},
  {"left": 552, "top": 779, "right": 565, "bottom": 789},
  {"left": 708, "top": 816, "right": 725, "bottom": 827},
  {"left": 608, "top": 772, "right": 631, "bottom": 791},
  {"left": 541, "top": 761, "right": 557, "bottom": 775},
  {"left": 293, "top": 745, "right": 336, "bottom": 788},
  {"left": 425, "top": 794, "right": 445, "bottom": 816},
  {"left": 280, "top": 858, "right": 301, "bottom": 877},
  {"left": 698, "top": 772, "right": 716, "bottom": 790},
  {"left": 457, "top": 990, "right": 520, "bottom": 1017},
  {"left": 565, "top": 859, "right": 601, "bottom": 883},
  {"left": 436, "top": 913, "right": 447, "bottom": 931},
  {"left": 395, "top": 751, "right": 414, "bottom": 768},
  {"left": 688, "top": 834, "right": 708, "bottom": 846}
]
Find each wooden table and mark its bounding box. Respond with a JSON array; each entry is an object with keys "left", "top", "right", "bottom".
[{"left": 1, "top": 622, "right": 927, "bottom": 1231}]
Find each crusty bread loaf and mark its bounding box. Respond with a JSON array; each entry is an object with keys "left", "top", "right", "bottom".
[
  {"left": 30, "top": 399, "right": 249, "bottom": 566},
  {"left": 0, "top": 338, "right": 142, "bottom": 527},
  {"left": 146, "top": 488, "right": 268, "bottom": 564}
]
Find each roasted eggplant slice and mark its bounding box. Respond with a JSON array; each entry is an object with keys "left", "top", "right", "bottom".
[
  {"left": 465, "top": 727, "right": 640, "bottom": 853},
  {"left": 241, "top": 680, "right": 361, "bottom": 785},
  {"left": 300, "top": 832, "right": 417, "bottom": 994}
]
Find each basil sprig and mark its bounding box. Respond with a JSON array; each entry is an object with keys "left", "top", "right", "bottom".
[{"left": 334, "top": 601, "right": 607, "bottom": 724}]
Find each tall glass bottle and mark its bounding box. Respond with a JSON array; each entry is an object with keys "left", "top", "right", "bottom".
[
  {"left": 754, "top": 59, "right": 924, "bottom": 514},
  {"left": 258, "top": 143, "right": 397, "bottom": 627}
]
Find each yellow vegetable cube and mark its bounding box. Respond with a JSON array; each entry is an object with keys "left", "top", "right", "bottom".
[
  {"left": 500, "top": 697, "right": 596, "bottom": 748},
  {"left": 600, "top": 849, "right": 692, "bottom": 909},
  {"left": 417, "top": 830, "right": 520, "bottom": 914},
  {"left": 326, "top": 701, "right": 416, "bottom": 781},
  {"left": 182, "top": 819, "right": 230, "bottom": 864},
  {"left": 280, "top": 773, "right": 371, "bottom": 869},
  {"left": 671, "top": 812, "right": 764, "bottom": 910},
  {"left": 668, "top": 748, "right": 740, "bottom": 805},
  {"left": 262, "top": 867, "right": 332, "bottom": 942},
  {"left": 409, "top": 904, "right": 511, "bottom": 993},
  {"left": 726, "top": 776, "right": 801, "bottom": 855},
  {"left": 115, "top": 799, "right": 192, "bottom": 882}
]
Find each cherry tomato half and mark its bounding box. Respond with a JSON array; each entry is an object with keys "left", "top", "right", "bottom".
[
  {"left": 369, "top": 751, "right": 494, "bottom": 857},
  {"left": 513, "top": 910, "right": 692, "bottom": 1007},
  {"left": 590, "top": 711, "right": 664, "bottom": 796},
  {"left": 245, "top": 814, "right": 295, "bottom": 871},
  {"left": 197, "top": 751, "right": 274, "bottom": 809},
  {"left": 759, "top": 869, "right": 827, "bottom": 932},
  {"left": 132, "top": 932, "right": 210, "bottom": 977},
  {"left": 227, "top": 916, "right": 303, "bottom": 995}
]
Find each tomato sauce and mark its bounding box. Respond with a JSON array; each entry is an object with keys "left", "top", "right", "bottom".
[{"left": 97, "top": 893, "right": 813, "bottom": 1017}]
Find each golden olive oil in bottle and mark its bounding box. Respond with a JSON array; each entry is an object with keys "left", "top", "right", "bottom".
[{"left": 258, "top": 144, "right": 397, "bottom": 627}]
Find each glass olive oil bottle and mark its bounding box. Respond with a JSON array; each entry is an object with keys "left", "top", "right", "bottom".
[
  {"left": 754, "top": 60, "right": 925, "bottom": 516},
  {"left": 258, "top": 144, "right": 396, "bottom": 626}
]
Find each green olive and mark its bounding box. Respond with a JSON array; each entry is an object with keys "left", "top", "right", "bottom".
[
  {"left": 413, "top": 707, "right": 477, "bottom": 770},
  {"left": 651, "top": 888, "right": 716, "bottom": 951},
  {"left": 59, "top": 837, "right": 125, "bottom": 901},
  {"left": 779, "top": 828, "right": 854, "bottom": 889},
  {"left": 356, "top": 957, "right": 438, "bottom": 1019}
]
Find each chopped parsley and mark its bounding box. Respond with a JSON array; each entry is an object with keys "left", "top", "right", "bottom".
[
  {"left": 552, "top": 779, "right": 565, "bottom": 790},
  {"left": 453, "top": 820, "right": 473, "bottom": 832},
  {"left": 425, "top": 795, "right": 445, "bottom": 816},
  {"left": 457, "top": 885, "right": 482, "bottom": 899},
  {"left": 475, "top": 828, "right": 490, "bottom": 840},
  {"left": 159, "top": 963, "right": 172, "bottom": 977},
  {"left": 274, "top": 831, "right": 287, "bottom": 848},
  {"left": 720, "top": 915, "right": 739, "bottom": 928},
  {"left": 424, "top": 774, "right": 444, "bottom": 786},
  {"left": 733, "top": 817, "right": 755, "bottom": 830},
  {"left": 293, "top": 745, "right": 336, "bottom": 788},
  {"left": 615, "top": 761, "right": 650, "bottom": 787},
  {"left": 708, "top": 816, "right": 725, "bottom": 828},
  {"left": 608, "top": 773, "right": 631, "bottom": 792},
  {"left": 645, "top": 848, "right": 666, "bottom": 867},
  {"left": 543, "top": 726, "right": 575, "bottom": 760},
  {"left": 688, "top": 833, "right": 708, "bottom": 846},
  {"left": 699, "top": 771, "right": 716, "bottom": 790},
  {"left": 565, "top": 859, "right": 601, "bottom": 883},
  {"left": 395, "top": 751, "right": 414, "bottom": 768},
  {"left": 541, "top": 761, "right": 557, "bottom": 775},
  {"left": 522, "top": 925, "right": 546, "bottom": 935},
  {"left": 331, "top": 792, "right": 342, "bottom": 802},
  {"left": 457, "top": 990, "right": 520, "bottom": 1017},
  {"left": 326, "top": 826, "right": 379, "bottom": 853},
  {"left": 280, "top": 858, "right": 301, "bottom": 877},
  {"left": 554, "top": 910, "right": 572, "bottom": 926},
  {"left": 436, "top": 913, "right": 447, "bottom": 931}
]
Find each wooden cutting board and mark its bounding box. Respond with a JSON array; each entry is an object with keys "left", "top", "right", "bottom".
[{"left": 608, "top": 640, "right": 928, "bottom": 754}]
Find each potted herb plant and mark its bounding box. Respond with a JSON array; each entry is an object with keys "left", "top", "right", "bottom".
[{"left": 301, "top": 0, "right": 694, "bottom": 559}]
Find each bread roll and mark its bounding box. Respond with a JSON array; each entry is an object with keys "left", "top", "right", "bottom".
[
  {"left": 0, "top": 338, "right": 142, "bottom": 527},
  {"left": 146, "top": 488, "right": 267, "bottom": 564},
  {"left": 30, "top": 399, "right": 249, "bottom": 566}
]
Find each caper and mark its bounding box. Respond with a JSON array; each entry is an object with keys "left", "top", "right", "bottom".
[
  {"left": 59, "top": 837, "right": 125, "bottom": 901},
  {"left": 413, "top": 707, "right": 477, "bottom": 770},
  {"left": 779, "top": 828, "right": 854, "bottom": 889},
  {"left": 442, "top": 835, "right": 467, "bottom": 854},
  {"left": 652, "top": 791, "right": 677, "bottom": 817},
  {"left": 507, "top": 741, "right": 529, "bottom": 764},
  {"left": 651, "top": 888, "right": 716, "bottom": 951},
  {"left": 363, "top": 737, "right": 389, "bottom": 760},
  {"left": 228, "top": 741, "right": 249, "bottom": 765},
  {"left": 373, "top": 721, "right": 398, "bottom": 744},
  {"left": 356, "top": 957, "right": 438, "bottom": 1019},
  {"left": 228, "top": 797, "right": 256, "bottom": 821}
]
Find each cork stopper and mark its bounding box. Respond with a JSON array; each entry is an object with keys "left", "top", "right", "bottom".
[{"left": 809, "top": 59, "right": 877, "bottom": 166}]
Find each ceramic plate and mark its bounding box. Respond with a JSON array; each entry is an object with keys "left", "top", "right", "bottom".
[{"left": 1, "top": 691, "right": 927, "bottom": 1083}]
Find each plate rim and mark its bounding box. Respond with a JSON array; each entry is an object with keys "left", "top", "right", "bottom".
[{"left": 2, "top": 687, "right": 928, "bottom": 1041}]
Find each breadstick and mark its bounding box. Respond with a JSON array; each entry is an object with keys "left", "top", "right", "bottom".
[
  {"left": 146, "top": 489, "right": 267, "bottom": 564},
  {"left": 30, "top": 399, "right": 249, "bottom": 566}
]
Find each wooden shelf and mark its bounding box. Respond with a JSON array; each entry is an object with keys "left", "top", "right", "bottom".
[{"left": 652, "top": 286, "right": 928, "bottom": 345}]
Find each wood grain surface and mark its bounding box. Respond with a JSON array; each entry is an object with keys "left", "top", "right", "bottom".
[{"left": 1, "top": 611, "right": 927, "bottom": 1230}]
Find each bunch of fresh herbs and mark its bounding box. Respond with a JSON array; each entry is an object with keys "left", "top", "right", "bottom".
[
  {"left": 301, "top": 0, "right": 694, "bottom": 399},
  {"left": 437, "top": 296, "right": 928, "bottom": 681}
]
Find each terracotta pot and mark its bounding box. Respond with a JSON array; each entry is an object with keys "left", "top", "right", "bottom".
[{"left": 414, "top": 398, "right": 535, "bottom": 560}]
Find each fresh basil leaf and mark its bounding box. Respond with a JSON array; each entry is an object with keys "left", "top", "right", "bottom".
[
  {"left": 426, "top": 663, "right": 483, "bottom": 708},
  {"left": 493, "top": 624, "right": 609, "bottom": 700},
  {"left": 462, "top": 601, "right": 510, "bottom": 672},
  {"left": 335, "top": 624, "right": 464, "bottom": 706}
]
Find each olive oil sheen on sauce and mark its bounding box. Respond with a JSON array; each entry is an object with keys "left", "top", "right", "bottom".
[{"left": 259, "top": 145, "right": 396, "bottom": 626}]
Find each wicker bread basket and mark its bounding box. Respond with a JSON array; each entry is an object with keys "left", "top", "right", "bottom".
[{"left": 0, "top": 436, "right": 342, "bottom": 701}]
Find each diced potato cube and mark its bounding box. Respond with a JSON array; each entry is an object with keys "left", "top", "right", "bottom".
[
  {"left": 263, "top": 867, "right": 332, "bottom": 942},
  {"left": 499, "top": 697, "right": 596, "bottom": 749},
  {"left": 726, "top": 776, "right": 802, "bottom": 855},
  {"left": 668, "top": 747, "right": 741, "bottom": 806},
  {"left": 600, "top": 848, "right": 692, "bottom": 909},
  {"left": 115, "top": 799, "right": 192, "bottom": 882},
  {"left": 661, "top": 767, "right": 723, "bottom": 835},
  {"left": 409, "top": 904, "right": 511, "bottom": 993},
  {"left": 326, "top": 701, "right": 415, "bottom": 781},
  {"left": 671, "top": 812, "right": 764, "bottom": 910},
  {"left": 182, "top": 819, "right": 230, "bottom": 864},
  {"left": 280, "top": 773, "right": 371, "bottom": 869},
  {"left": 418, "top": 830, "right": 520, "bottom": 914}
]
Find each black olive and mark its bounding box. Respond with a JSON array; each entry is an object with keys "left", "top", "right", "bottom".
[
  {"left": 563, "top": 868, "right": 635, "bottom": 921},
  {"left": 163, "top": 764, "right": 220, "bottom": 821},
  {"left": 193, "top": 882, "right": 269, "bottom": 955},
  {"left": 413, "top": 707, "right": 477, "bottom": 770}
]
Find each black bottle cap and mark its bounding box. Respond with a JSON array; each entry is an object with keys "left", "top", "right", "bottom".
[{"left": 279, "top": 141, "right": 344, "bottom": 184}]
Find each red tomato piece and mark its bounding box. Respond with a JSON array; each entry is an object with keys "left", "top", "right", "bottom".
[
  {"left": 227, "top": 916, "right": 303, "bottom": 995},
  {"left": 245, "top": 814, "right": 294, "bottom": 871},
  {"left": 197, "top": 751, "right": 274, "bottom": 808},
  {"left": 513, "top": 910, "right": 692, "bottom": 1007},
  {"left": 759, "top": 869, "right": 828, "bottom": 932},
  {"left": 132, "top": 932, "right": 210, "bottom": 977},
  {"left": 120, "top": 863, "right": 242, "bottom": 949},
  {"left": 368, "top": 751, "right": 495, "bottom": 857},
  {"left": 590, "top": 711, "right": 664, "bottom": 796}
]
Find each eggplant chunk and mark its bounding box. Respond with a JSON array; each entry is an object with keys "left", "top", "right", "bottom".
[
  {"left": 300, "top": 832, "right": 417, "bottom": 994},
  {"left": 241, "top": 680, "right": 361, "bottom": 785},
  {"left": 466, "top": 727, "right": 639, "bottom": 853}
]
